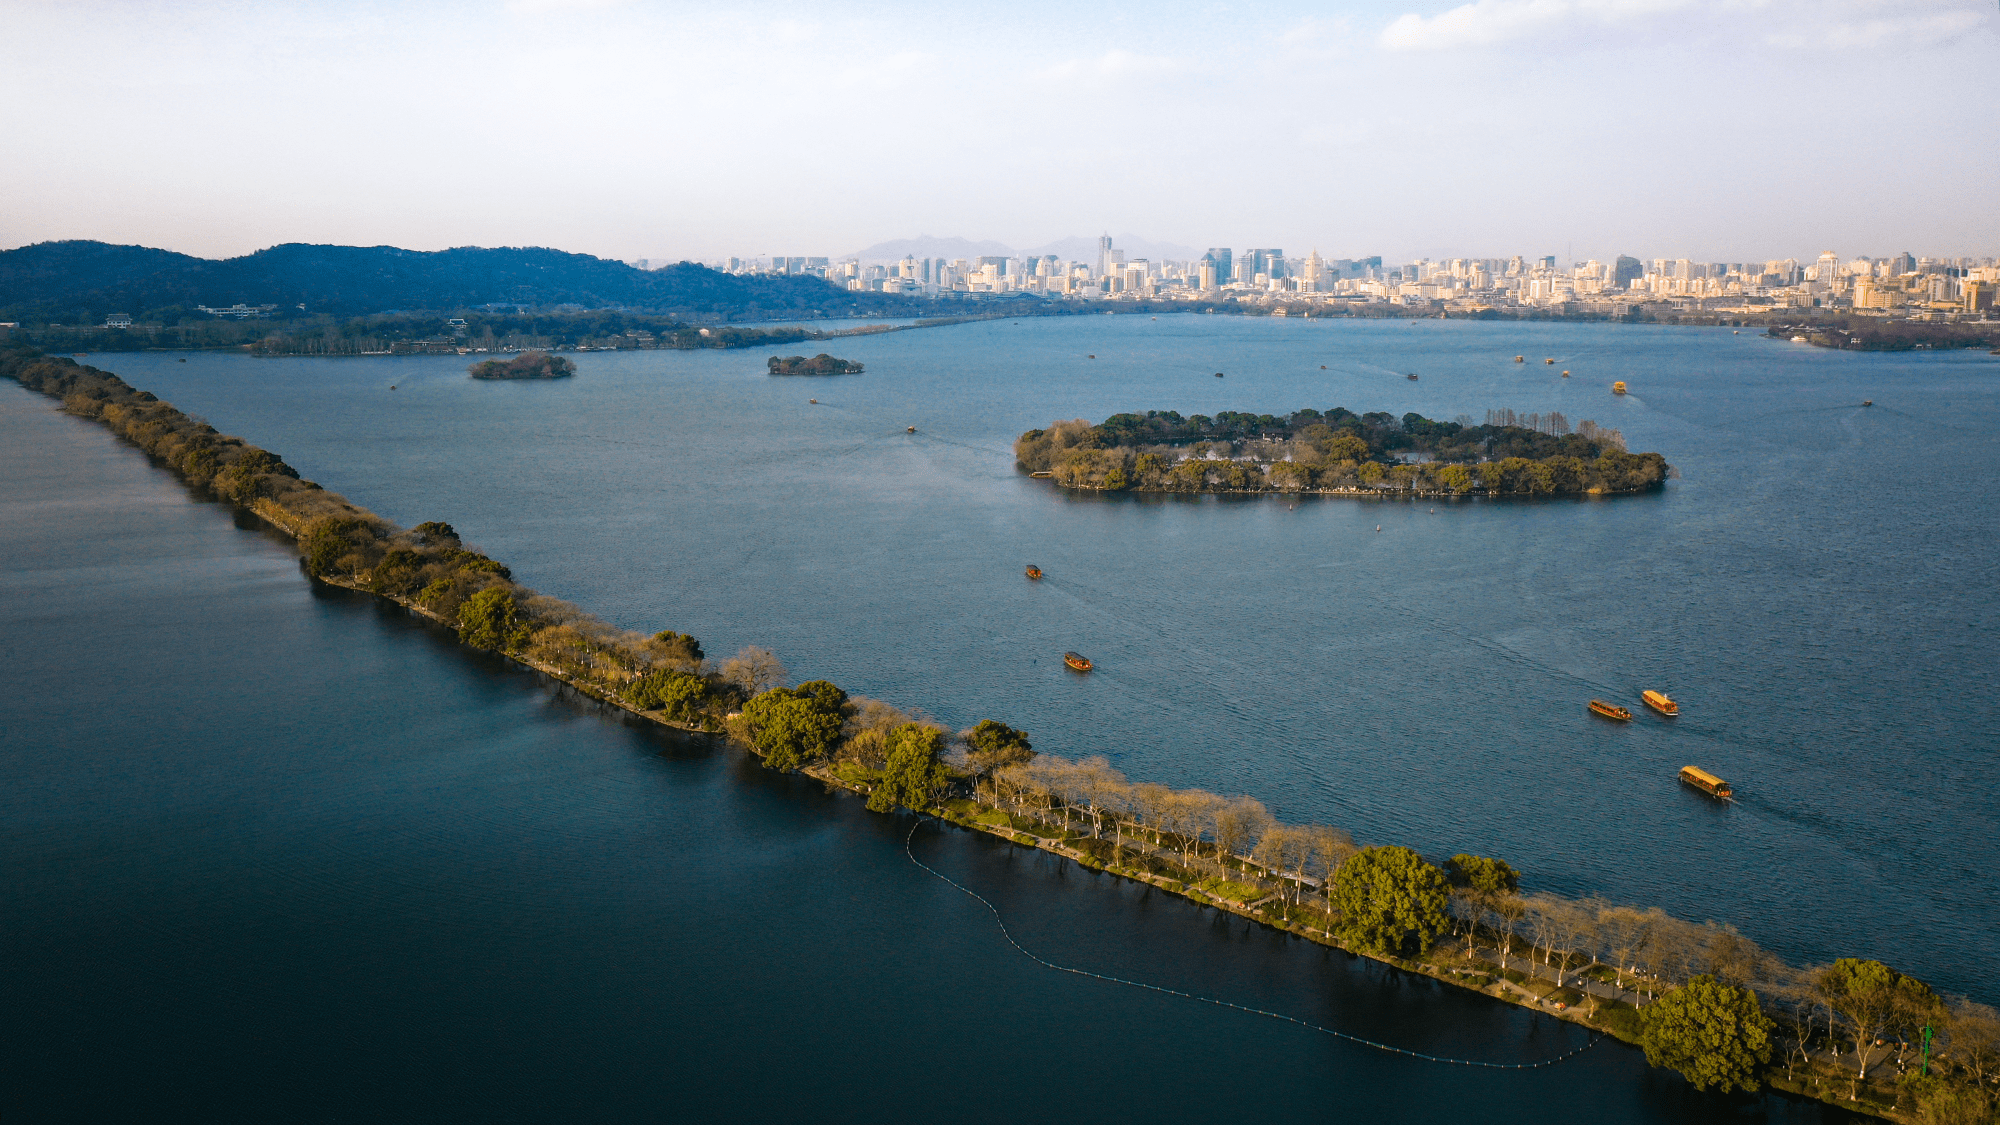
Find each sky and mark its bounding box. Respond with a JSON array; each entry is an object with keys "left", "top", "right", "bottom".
[{"left": 3, "top": 0, "right": 1995, "bottom": 265}]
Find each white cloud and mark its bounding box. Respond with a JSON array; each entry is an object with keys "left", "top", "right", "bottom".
[
  {"left": 1032, "top": 49, "right": 1184, "bottom": 90},
  {"left": 1767, "top": 7, "right": 1987, "bottom": 49},
  {"left": 1380, "top": 0, "right": 1992, "bottom": 51},
  {"left": 1379, "top": 0, "right": 1691, "bottom": 51}
]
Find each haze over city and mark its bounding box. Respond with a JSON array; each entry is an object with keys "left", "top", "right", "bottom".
[{"left": 4, "top": 0, "right": 1995, "bottom": 265}]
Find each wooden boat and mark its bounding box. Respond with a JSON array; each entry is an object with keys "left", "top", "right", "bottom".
[
  {"left": 1612, "top": 381, "right": 1628, "bottom": 394},
  {"left": 1588, "top": 699, "right": 1633, "bottom": 721},
  {"left": 1514, "top": 355, "right": 1524, "bottom": 363},
  {"left": 1642, "top": 690, "right": 1678, "bottom": 716},
  {"left": 1214, "top": 372, "right": 1225, "bottom": 378},
  {"left": 1025, "top": 565, "right": 1042, "bottom": 580},
  {"left": 1679, "top": 765, "right": 1732, "bottom": 800},
  {"left": 1545, "top": 358, "right": 1555, "bottom": 365},
  {"left": 907, "top": 425, "right": 917, "bottom": 432},
  {"left": 1063, "top": 652, "right": 1092, "bottom": 672},
  {"left": 1561, "top": 370, "right": 1570, "bottom": 377},
  {"left": 1862, "top": 400, "right": 1872, "bottom": 406},
  {"left": 1406, "top": 373, "right": 1419, "bottom": 380}
]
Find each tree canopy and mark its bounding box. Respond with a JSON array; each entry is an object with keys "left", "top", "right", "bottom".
[
  {"left": 1332, "top": 845, "right": 1451, "bottom": 956},
  {"left": 1639, "top": 974, "right": 1775, "bottom": 1094},
  {"left": 962, "top": 719, "right": 1034, "bottom": 778},
  {"left": 741, "top": 680, "right": 849, "bottom": 770},
  {"left": 867, "top": 723, "right": 951, "bottom": 812}
]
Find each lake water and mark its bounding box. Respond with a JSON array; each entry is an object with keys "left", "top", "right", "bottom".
[
  {"left": 2, "top": 380, "right": 1863, "bottom": 1123},
  {"left": 5, "top": 313, "right": 1991, "bottom": 1117}
]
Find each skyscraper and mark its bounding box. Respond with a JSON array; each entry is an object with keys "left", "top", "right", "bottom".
[
  {"left": 1098, "top": 235, "right": 1115, "bottom": 279},
  {"left": 1204, "top": 248, "right": 1233, "bottom": 285}
]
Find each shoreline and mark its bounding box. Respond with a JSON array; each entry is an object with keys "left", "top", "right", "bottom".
[{"left": 1, "top": 345, "right": 1940, "bottom": 1121}]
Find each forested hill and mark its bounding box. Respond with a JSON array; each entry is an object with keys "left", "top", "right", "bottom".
[{"left": 0, "top": 241, "right": 917, "bottom": 323}]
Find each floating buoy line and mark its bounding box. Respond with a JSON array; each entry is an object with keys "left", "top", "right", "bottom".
[{"left": 904, "top": 819, "right": 1605, "bottom": 1070}]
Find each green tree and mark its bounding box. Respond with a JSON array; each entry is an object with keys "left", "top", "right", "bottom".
[
  {"left": 1819, "top": 958, "right": 1931, "bottom": 1080},
  {"left": 1446, "top": 853, "right": 1521, "bottom": 953},
  {"left": 868, "top": 723, "right": 950, "bottom": 812},
  {"left": 741, "top": 680, "right": 848, "bottom": 770},
  {"left": 456, "top": 586, "right": 525, "bottom": 650},
  {"left": 1639, "top": 974, "right": 1775, "bottom": 1094},
  {"left": 627, "top": 669, "right": 709, "bottom": 721},
  {"left": 1332, "top": 845, "right": 1451, "bottom": 956},
  {"left": 963, "top": 719, "right": 1034, "bottom": 780},
  {"left": 1101, "top": 467, "right": 1129, "bottom": 490}
]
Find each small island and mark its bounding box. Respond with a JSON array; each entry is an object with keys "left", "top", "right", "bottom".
[
  {"left": 468, "top": 351, "right": 576, "bottom": 380},
  {"left": 1016, "top": 407, "right": 1670, "bottom": 496},
  {"left": 767, "top": 353, "right": 863, "bottom": 376}
]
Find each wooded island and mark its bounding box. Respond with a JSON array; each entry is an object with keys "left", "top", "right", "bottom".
[
  {"left": 767, "top": 353, "right": 863, "bottom": 376},
  {"left": 468, "top": 351, "right": 575, "bottom": 379},
  {"left": 1016, "top": 406, "right": 1670, "bottom": 496}
]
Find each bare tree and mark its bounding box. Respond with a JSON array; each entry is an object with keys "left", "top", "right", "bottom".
[
  {"left": 1304, "top": 826, "right": 1355, "bottom": 914},
  {"left": 1944, "top": 997, "right": 2000, "bottom": 1085},
  {"left": 721, "top": 646, "right": 787, "bottom": 694},
  {"left": 1252, "top": 826, "right": 1307, "bottom": 903},
  {"left": 1155, "top": 789, "right": 1222, "bottom": 871},
  {"left": 1212, "top": 797, "right": 1272, "bottom": 878},
  {"left": 1596, "top": 906, "right": 1657, "bottom": 996},
  {"left": 1127, "top": 782, "right": 1172, "bottom": 852}
]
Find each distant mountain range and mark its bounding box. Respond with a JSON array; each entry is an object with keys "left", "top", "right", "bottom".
[
  {"left": 0, "top": 241, "right": 913, "bottom": 323},
  {"left": 847, "top": 233, "right": 1198, "bottom": 262}
]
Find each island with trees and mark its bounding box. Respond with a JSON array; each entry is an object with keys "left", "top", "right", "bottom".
[
  {"left": 10, "top": 339, "right": 1990, "bottom": 1124},
  {"left": 468, "top": 351, "right": 575, "bottom": 379},
  {"left": 1015, "top": 406, "right": 1670, "bottom": 496},
  {"left": 767, "top": 353, "right": 863, "bottom": 376}
]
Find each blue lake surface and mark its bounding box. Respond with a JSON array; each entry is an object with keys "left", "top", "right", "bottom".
[{"left": 4, "top": 314, "right": 1992, "bottom": 1119}]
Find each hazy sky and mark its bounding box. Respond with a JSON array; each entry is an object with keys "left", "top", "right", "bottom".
[{"left": 4, "top": 0, "right": 1994, "bottom": 264}]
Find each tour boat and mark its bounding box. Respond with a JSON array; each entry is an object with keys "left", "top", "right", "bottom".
[
  {"left": 1588, "top": 699, "right": 1633, "bottom": 721},
  {"left": 1642, "top": 690, "right": 1678, "bottom": 716},
  {"left": 1545, "top": 358, "right": 1556, "bottom": 365},
  {"left": 1025, "top": 565, "right": 1042, "bottom": 580},
  {"left": 907, "top": 425, "right": 917, "bottom": 432},
  {"left": 1612, "top": 381, "right": 1628, "bottom": 394},
  {"left": 1063, "top": 652, "right": 1093, "bottom": 672},
  {"left": 1678, "top": 765, "right": 1732, "bottom": 800}
]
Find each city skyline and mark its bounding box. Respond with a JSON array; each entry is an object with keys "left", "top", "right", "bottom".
[{"left": 4, "top": 0, "right": 1994, "bottom": 265}]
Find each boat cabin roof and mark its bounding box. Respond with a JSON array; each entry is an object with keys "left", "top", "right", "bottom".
[{"left": 1680, "top": 765, "right": 1725, "bottom": 786}]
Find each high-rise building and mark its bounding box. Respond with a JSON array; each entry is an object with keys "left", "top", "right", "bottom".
[
  {"left": 1204, "top": 248, "right": 1234, "bottom": 285},
  {"left": 1098, "top": 235, "right": 1115, "bottom": 279},
  {"left": 1199, "top": 262, "right": 1218, "bottom": 291},
  {"left": 1613, "top": 256, "right": 1643, "bottom": 288}
]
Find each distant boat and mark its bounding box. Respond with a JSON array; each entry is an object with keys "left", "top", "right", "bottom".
[
  {"left": 1545, "top": 358, "right": 1556, "bottom": 365},
  {"left": 1642, "top": 690, "right": 1678, "bottom": 716},
  {"left": 1862, "top": 400, "right": 1873, "bottom": 406},
  {"left": 1612, "top": 381, "right": 1628, "bottom": 394},
  {"left": 809, "top": 398, "right": 818, "bottom": 404},
  {"left": 907, "top": 425, "right": 917, "bottom": 432},
  {"left": 1679, "top": 765, "right": 1733, "bottom": 800},
  {"left": 1064, "top": 652, "right": 1093, "bottom": 672},
  {"left": 1214, "top": 372, "right": 1225, "bottom": 378},
  {"left": 1561, "top": 370, "right": 1570, "bottom": 377},
  {"left": 1087, "top": 354, "right": 1096, "bottom": 358},
  {"left": 1406, "top": 373, "right": 1419, "bottom": 380},
  {"left": 1514, "top": 356, "right": 1525, "bottom": 363},
  {"left": 1025, "top": 565, "right": 1042, "bottom": 580},
  {"left": 1589, "top": 700, "right": 1633, "bottom": 721}
]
